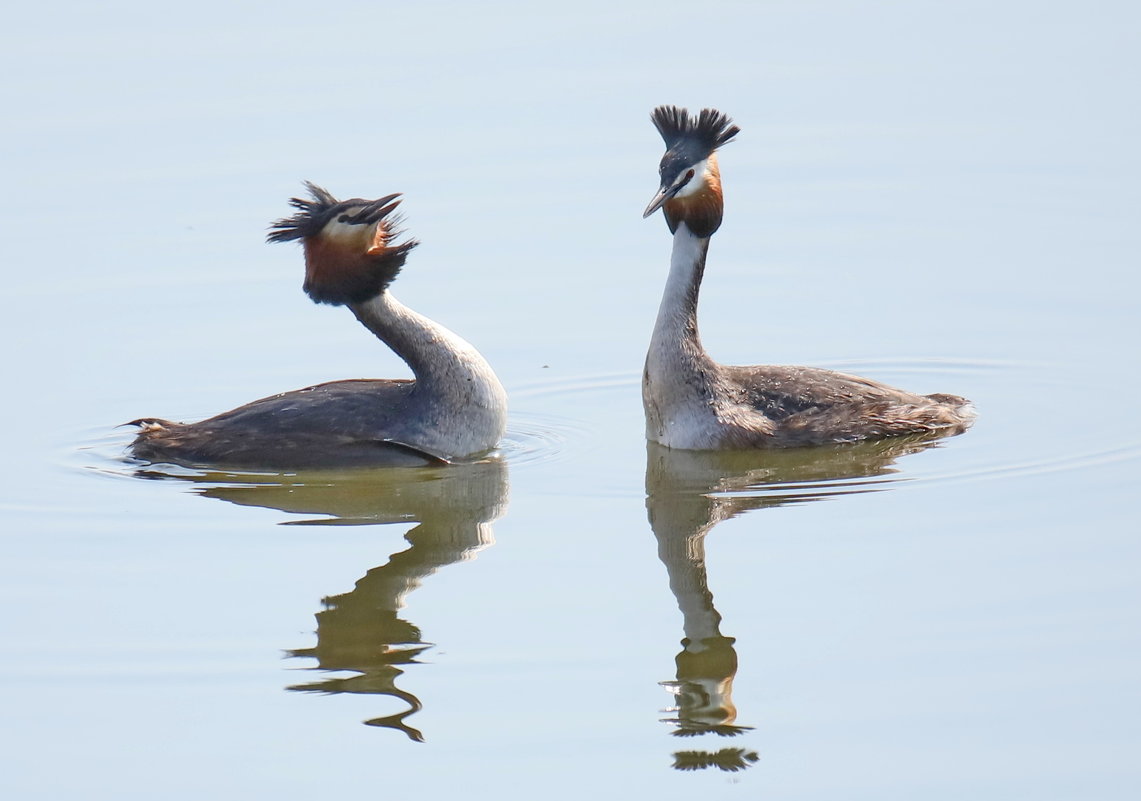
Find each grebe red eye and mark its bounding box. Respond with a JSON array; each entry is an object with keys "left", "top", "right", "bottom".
[{"left": 684, "top": 169, "right": 695, "bottom": 182}]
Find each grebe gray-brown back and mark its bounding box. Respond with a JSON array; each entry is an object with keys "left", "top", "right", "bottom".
[
  {"left": 641, "top": 106, "right": 975, "bottom": 450},
  {"left": 129, "top": 183, "right": 507, "bottom": 468}
]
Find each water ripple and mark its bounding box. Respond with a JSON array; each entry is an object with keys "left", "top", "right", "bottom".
[
  {"left": 494, "top": 411, "right": 587, "bottom": 466},
  {"left": 67, "top": 359, "right": 1141, "bottom": 495}
]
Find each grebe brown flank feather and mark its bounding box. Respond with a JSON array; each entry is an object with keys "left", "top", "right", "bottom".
[
  {"left": 129, "top": 183, "right": 507, "bottom": 469},
  {"left": 642, "top": 105, "right": 975, "bottom": 450}
]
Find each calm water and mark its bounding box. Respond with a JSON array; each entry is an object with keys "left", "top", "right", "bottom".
[{"left": 3, "top": 2, "right": 1140, "bottom": 798}]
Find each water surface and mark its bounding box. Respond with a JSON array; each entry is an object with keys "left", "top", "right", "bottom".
[{"left": 2, "top": 2, "right": 1140, "bottom": 798}]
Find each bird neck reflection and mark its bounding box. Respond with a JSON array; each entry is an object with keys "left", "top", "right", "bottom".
[
  {"left": 286, "top": 515, "right": 495, "bottom": 741},
  {"left": 188, "top": 458, "right": 508, "bottom": 742},
  {"left": 649, "top": 450, "right": 757, "bottom": 772},
  {"left": 645, "top": 436, "right": 948, "bottom": 772}
]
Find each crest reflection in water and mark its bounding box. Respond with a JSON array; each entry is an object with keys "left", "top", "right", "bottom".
[{"left": 646, "top": 435, "right": 950, "bottom": 771}]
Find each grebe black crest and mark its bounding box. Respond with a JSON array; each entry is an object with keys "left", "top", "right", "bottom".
[
  {"left": 650, "top": 107, "right": 739, "bottom": 196},
  {"left": 643, "top": 107, "right": 739, "bottom": 239},
  {"left": 268, "top": 181, "right": 418, "bottom": 305},
  {"left": 128, "top": 183, "right": 507, "bottom": 469},
  {"left": 641, "top": 105, "right": 976, "bottom": 450}
]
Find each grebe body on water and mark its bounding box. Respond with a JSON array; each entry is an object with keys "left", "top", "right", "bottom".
[
  {"left": 129, "top": 183, "right": 507, "bottom": 468},
  {"left": 641, "top": 106, "right": 975, "bottom": 450}
]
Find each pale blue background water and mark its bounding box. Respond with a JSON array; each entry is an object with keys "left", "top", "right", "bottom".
[{"left": 2, "top": 1, "right": 1139, "bottom": 798}]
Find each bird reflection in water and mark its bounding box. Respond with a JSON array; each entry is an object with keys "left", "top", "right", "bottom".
[
  {"left": 646, "top": 434, "right": 950, "bottom": 771},
  {"left": 148, "top": 458, "right": 508, "bottom": 742}
]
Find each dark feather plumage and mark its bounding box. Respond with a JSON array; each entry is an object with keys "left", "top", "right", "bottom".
[
  {"left": 128, "top": 380, "right": 448, "bottom": 468},
  {"left": 650, "top": 106, "right": 740, "bottom": 162},
  {"left": 266, "top": 181, "right": 342, "bottom": 242}
]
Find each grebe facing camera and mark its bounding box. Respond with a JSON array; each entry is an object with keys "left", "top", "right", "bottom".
[
  {"left": 641, "top": 106, "right": 975, "bottom": 449},
  {"left": 129, "top": 183, "right": 507, "bottom": 469}
]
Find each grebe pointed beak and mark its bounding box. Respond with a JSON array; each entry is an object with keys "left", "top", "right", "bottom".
[
  {"left": 343, "top": 193, "right": 403, "bottom": 226},
  {"left": 643, "top": 185, "right": 674, "bottom": 218}
]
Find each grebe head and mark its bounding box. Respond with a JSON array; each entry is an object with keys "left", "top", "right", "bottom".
[
  {"left": 268, "top": 181, "right": 419, "bottom": 305},
  {"left": 642, "top": 106, "right": 739, "bottom": 238}
]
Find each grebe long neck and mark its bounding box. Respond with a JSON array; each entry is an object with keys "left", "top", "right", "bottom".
[
  {"left": 643, "top": 213, "right": 725, "bottom": 447},
  {"left": 643, "top": 224, "right": 720, "bottom": 446},
  {"left": 350, "top": 291, "right": 507, "bottom": 455},
  {"left": 647, "top": 147, "right": 725, "bottom": 371},
  {"left": 350, "top": 292, "right": 486, "bottom": 386},
  {"left": 648, "top": 223, "right": 714, "bottom": 372}
]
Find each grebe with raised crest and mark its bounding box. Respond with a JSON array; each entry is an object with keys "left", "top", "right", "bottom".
[
  {"left": 129, "top": 183, "right": 507, "bottom": 468},
  {"left": 641, "top": 106, "right": 975, "bottom": 450}
]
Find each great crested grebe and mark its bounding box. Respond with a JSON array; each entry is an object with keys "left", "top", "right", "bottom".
[
  {"left": 641, "top": 106, "right": 976, "bottom": 449},
  {"left": 129, "top": 183, "right": 507, "bottom": 468}
]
